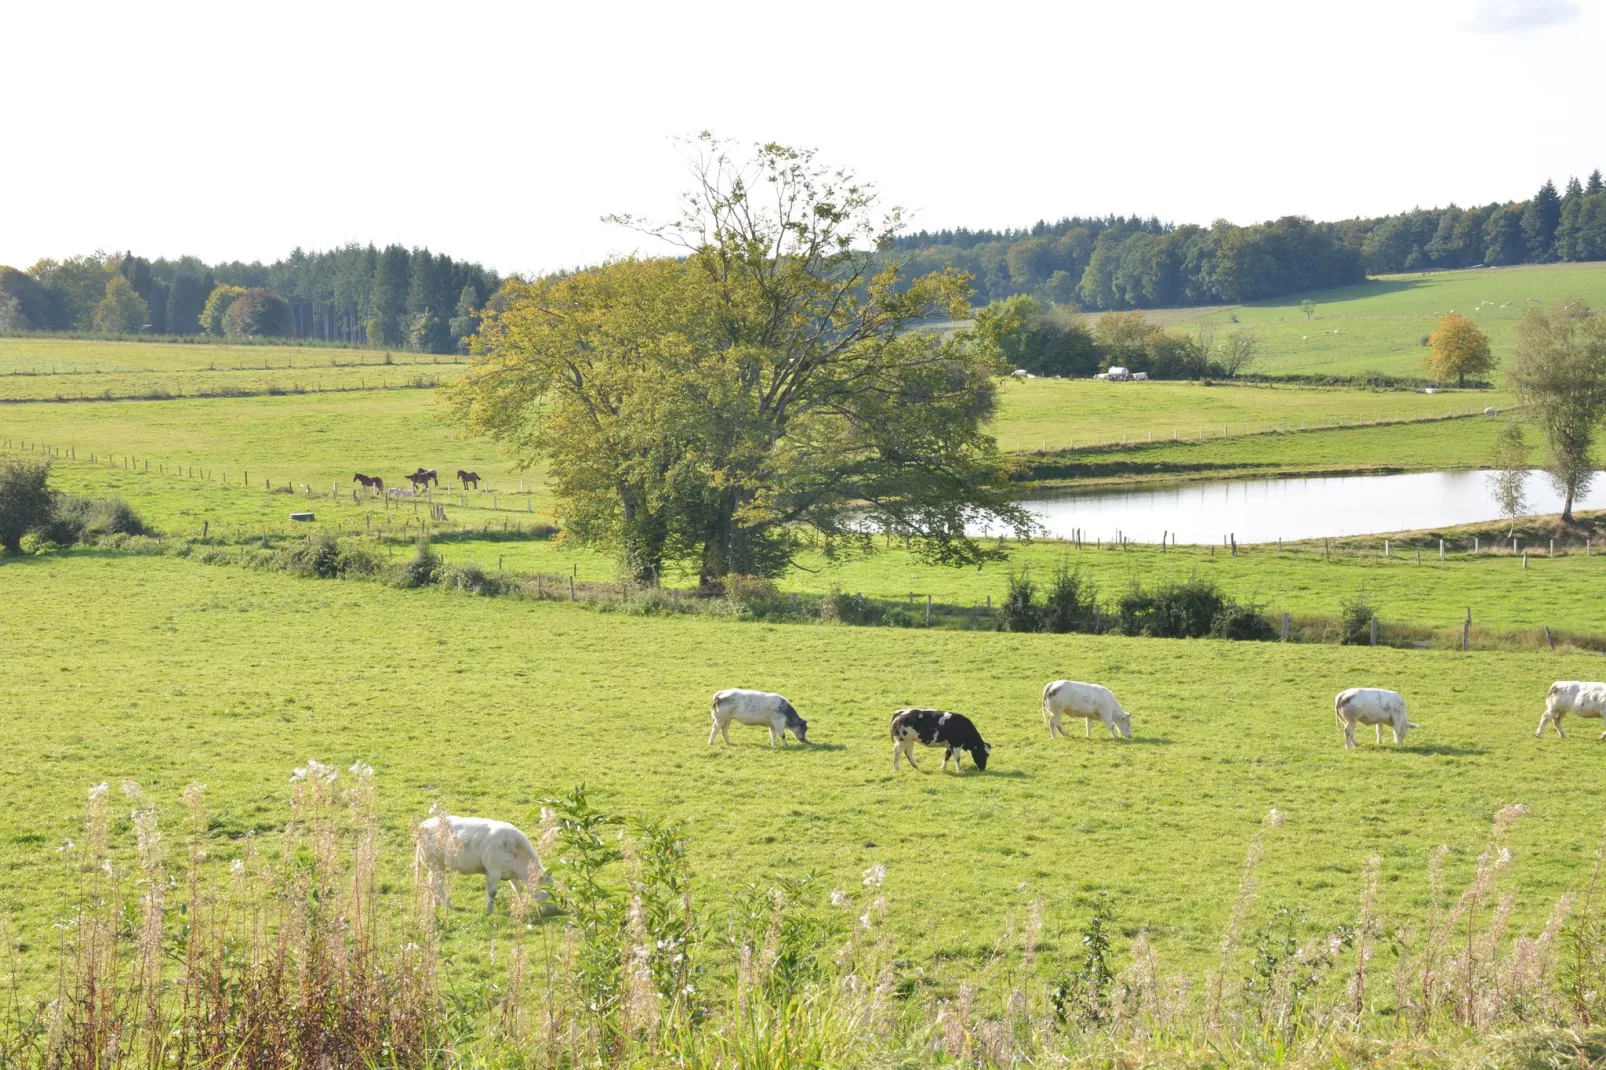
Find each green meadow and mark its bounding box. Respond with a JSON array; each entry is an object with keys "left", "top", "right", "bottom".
[{"left": 2, "top": 551, "right": 1602, "bottom": 997}]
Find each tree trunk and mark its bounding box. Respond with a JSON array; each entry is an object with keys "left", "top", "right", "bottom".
[
  {"left": 699, "top": 491, "right": 739, "bottom": 590},
  {"left": 1562, "top": 480, "right": 1576, "bottom": 523},
  {"left": 1458, "top": 371, "right": 1466, "bottom": 388}
]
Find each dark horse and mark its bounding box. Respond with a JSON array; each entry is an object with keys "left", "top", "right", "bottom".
[
  {"left": 353, "top": 473, "right": 384, "bottom": 493},
  {"left": 407, "top": 468, "right": 438, "bottom": 490},
  {"left": 457, "top": 470, "right": 480, "bottom": 490}
]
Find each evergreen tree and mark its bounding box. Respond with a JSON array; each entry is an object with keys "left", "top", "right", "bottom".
[
  {"left": 448, "top": 285, "right": 480, "bottom": 351},
  {"left": 1521, "top": 179, "right": 1562, "bottom": 262},
  {"left": 1483, "top": 205, "right": 1526, "bottom": 265},
  {"left": 165, "top": 272, "right": 211, "bottom": 336},
  {"left": 367, "top": 245, "right": 409, "bottom": 347},
  {"left": 1556, "top": 177, "right": 1585, "bottom": 261},
  {"left": 1588, "top": 169, "right": 1604, "bottom": 196}
]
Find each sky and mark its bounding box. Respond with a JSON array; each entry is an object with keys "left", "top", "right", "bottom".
[{"left": 4, "top": 0, "right": 1604, "bottom": 278}]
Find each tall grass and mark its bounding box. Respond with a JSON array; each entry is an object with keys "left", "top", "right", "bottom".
[{"left": 7, "top": 769, "right": 1606, "bottom": 1067}]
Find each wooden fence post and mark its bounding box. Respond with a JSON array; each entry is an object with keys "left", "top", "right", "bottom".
[
  {"left": 1280, "top": 612, "right": 1290, "bottom": 641},
  {"left": 1369, "top": 616, "right": 1378, "bottom": 646},
  {"left": 1463, "top": 608, "right": 1470, "bottom": 651},
  {"left": 569, "top": 575, "right": 576, "bottom": 601},
  {"left": 1384, "top": 539, "right": 1390, "bottom": 557},
  {"left": 925, "top": 595, "right": 932, "bottom": 626},
  {"left": 1416, "top": 548, "right": 1421, "bottom": 565},
  {"left": 1545, "top": 625, "right": 1555, "bottom": 649},
  {"left": 1523, "top": 552, "right": 1528, "bottom": 569}
]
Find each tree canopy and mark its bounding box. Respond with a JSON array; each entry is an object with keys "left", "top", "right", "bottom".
[
  {"left": 1509, "top": 297, "right": 1606, "bottom": 521},
  {"left": 450, "top": 137, "right": 1030, "bottom": 586},
  {"left": 1425, "top": 313, "right": 1493, "bottom": 387}
]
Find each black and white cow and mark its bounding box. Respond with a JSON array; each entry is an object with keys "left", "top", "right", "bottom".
[
  {"left": 709, "top": 688, "right": 809, "bottom": 746},
  {"left": 890, "top": 708, "right": 991, "bottom": 772}
]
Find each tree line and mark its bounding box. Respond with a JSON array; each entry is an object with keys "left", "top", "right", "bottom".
[
  {"left": 886, "top": 171, "right": 1606, "bottom": 311},
  {"left": 0, "top": 245, "right": 499, "bottom": 353}
]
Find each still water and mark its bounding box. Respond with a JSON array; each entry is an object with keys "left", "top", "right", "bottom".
[{"left": 999, "top": 470, "right": 1606, "bottom": 545}]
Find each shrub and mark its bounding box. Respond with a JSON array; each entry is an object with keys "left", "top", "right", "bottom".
[
  {"left": 1002, "top": 571, "right": 1043, "bottom": 632},
  {"left": 284, "top": 531, "right": 341, "bottom": 578},
  {"left": 1117, "top": 578, "right": 1228, "bottom": 638},
  {"left": 334, "top": 541, "right": 385, "bottom": 578},
  {"left": 1042, "top": 565, "right": 1098, "bottom": 634},
  {"left": 0, "top": 459, "right": 52, "bottom": 553},
  {"left": 1339, "top": 590, "right": 1377, "bottom": 645},
  {"left": 722, "top": 574, "right": 778, "bottom": 607},
  {"left": 820, "top": 586, "right": 880, "bottom": 625},
  {"left": 38, "top": 494, "right": 149, "bottom": 546},
  {"left": 1209, "top": 601, "right": 1277, "bottom": 641},
  {"left": 392, "top": 537, "right": 440, "bottom": 588},
  {"left": 439, "top": 562, "right": 507, "bottom": 595}
]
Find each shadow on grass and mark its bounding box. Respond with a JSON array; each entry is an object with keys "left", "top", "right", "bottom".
[
  {"left": 795, "top": 742, "right": 848, "bottom": 752},
  {"left": 1125, "top": 736, "right": 1177, "bottom": 746},
  {"left": 1394, "top": 743, "right": 1488, "bottom": 757}
]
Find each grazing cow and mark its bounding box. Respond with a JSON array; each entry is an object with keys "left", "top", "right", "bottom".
[
  {"left": 414, "top": 813, "right": 549, "bottom": 912},
  {"left": 1041, "top": 680, "right": 1132, "bottom": 739},
  {"left": 407, "top": 468, "right": 438, "bottom": 490},
  {"left": 1535, "top": 681, "right": 1606, "bottom": 739},
  {"left": 353, "top": 472, "right": 384, "bottom": 493},
  {"left": 1335, "top": 688, "right": 1420, "bottom": 749},
  {"left": 890, "top": 709, "right": 990, "bottom": 772},
  {"left": 457, "top": 469, "right": 481, "bottom": 490},
  {"left": 709, "top": 689, "right": 808, "bottom": 746}
]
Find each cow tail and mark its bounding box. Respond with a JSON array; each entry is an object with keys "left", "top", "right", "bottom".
[
  {"left": 1041, "top": 682, "right": 1054, "bottom": 728},
  {"left": 1334, "top": 692, "right": 1347, "bottom": 729}
]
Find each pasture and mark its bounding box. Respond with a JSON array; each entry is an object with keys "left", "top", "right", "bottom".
[{"left": 1, "top": 551, "right": 1602, "bottom": 999}]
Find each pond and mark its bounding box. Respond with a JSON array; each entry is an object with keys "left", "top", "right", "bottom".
[{"left": 997, "top": 470, "right": 1606, "bottom": 545}]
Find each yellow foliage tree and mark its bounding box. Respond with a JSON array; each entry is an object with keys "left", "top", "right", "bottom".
[{"left": 1425, "top": 313, "right": 1493, "bottom": 387}]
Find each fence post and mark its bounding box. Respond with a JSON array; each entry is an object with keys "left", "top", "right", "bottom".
[
  {"left": 1439, "top": 539, "right": 1444, "bottom": 561},
  {"left": 1280, "top": 612, "right": 1289, "bottom": 641},
  {"left": 1416, "top": 548, "right": 1421, "bottom": 565},
  {"left": 1384, "top": 539, "right": 1390, "bottom": 558},
  {"left": 1463, "top": 608, "right": 1471, "bottom": 651},
  {"left": 1523, "top": 552, "right": 1528, "bottom": 570},
  {"left": 570, "top": 575, "right": 576, "bottom": 601},
  {"left": 1474, "top": 536, "right": 1479, "bottom": 554},
  {"left": 1325, "top": 538, "right": 1330, "bottom": 561},
  {"left": 985, "top": 594, "right": 991, "bottom": 609},
  {"left": 1589, "top": 539, "right": 1593, "bottom": 556},
  {"left": 1549, "top": 539, "right": 1554, "bottom": 556},
  {"left": 925, "top": 594, "right": 932, "bottom": 626},
  {"left": 1545, "top": 625, "right": 1555, "bottom": 649},
  {"left": 1230, "top": 534, "right": 1236, "bottom": 556}
]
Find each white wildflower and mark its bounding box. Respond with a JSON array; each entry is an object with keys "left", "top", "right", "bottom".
[
  {"left": 862, "top": 863, "right": 886, "bottom": 888},
  {"left": 830, "top": 890, "right": 849, "bottom": 908},
  {"left": 1265, "top": 809, "right": 1285, "bottom": 828},
  {"left": 87, "top": 783, "right": 108, "bottom": 800}
]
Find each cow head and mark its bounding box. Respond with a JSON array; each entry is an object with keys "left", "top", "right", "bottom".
[
  {"left": 1115, "top": 710, "right": 1133, "bottom": 739},
  {"left": 787, "top": 713, "right": 809, "bottom": 744},
  {"left": 971, "top": 741, "right": 991, "bottom": 771}
]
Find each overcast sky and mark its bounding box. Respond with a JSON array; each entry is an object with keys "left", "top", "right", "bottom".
[{"left": 4, "top": 0, "right": 1603, "bottom": 277}]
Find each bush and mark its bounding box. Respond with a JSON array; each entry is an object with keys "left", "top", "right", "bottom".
[
  {"left": 722, "top": 574, "right": 778, "bottom": 607},
  {"left": 1002, "top": 571, "right": 1043, "bottom": 632},
  {"left": 284, "top": 531, "right": 341, "bottom": 578},
  {"left": 439, "top": 562, "right": 508, "bottom": 595},
  {"left": 334, "top": 541, "right": 385, "bottom": 578},
  {"left": 820, "top": 586, "right": 880, "bottom": 625},
  {"left": 1209, "top": 602, "right": 1277, "bottom": 641},
  {"left": 37, "top": 494, "right": 149, "bottom": 546},
  {"left": 0, "top": 459, "right": 53, "bottom": 553},
  {"left": 392, "top": 537, "right": 440, "bottom": 588},
  {"left": 1042, "top": 565, "right": 1099, "bottom": 633},
  {"left": 1339, "top": 590, "right": 1377, "bottom": 645},
  {"left": 1117, "top": 578, "right": 1228, "bottom": 638}
]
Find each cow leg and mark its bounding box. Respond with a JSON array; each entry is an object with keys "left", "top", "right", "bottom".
[
  {"left": 1393, "top": 721, "right": 1406, "bottom": 745},
  {"left": 709, "top": 719, "right": 721, "bottom": 745},
  {"left": 1343, "top": 721, "right": 1355, "bottom": 749},
  {"left": 1085, "top": 717, "right": 1092, "bottom": 738},
  {"left": 949, "top": 747, "right": 962, "bottom": 772},
  {"left": 721, "top": 722, "right": 733, "bottom": 745},
  {"left": 485, "top": 875, "right": 499, "bottom": 914},
  {"left": 1107, "top": 716, "right": 1121, "bottom": 740}
]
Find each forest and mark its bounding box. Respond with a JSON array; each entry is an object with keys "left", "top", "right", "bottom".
[
  {"left": 6, "top": 170, "right": 1606, "bottom": 348},
  {"left": 889, "top": 172, "right": 1606, "bottom": 310},
  {"left": 0, "top": 245, "right": 500, "bottom": 354}
]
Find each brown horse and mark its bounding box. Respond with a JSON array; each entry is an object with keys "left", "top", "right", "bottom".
[
  {"left": 353, "top": 473, "right": 384, "bottom": 493},
  {"left": 457, "top": 470, "right": 480, "bottom": 490},
  {"left": 406, "top": 468, "right": 438, "bottom": 490}
]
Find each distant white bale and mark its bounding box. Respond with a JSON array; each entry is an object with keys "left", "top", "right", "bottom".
[
  {"left": 1484, "top": 406, "right": 1495, "bottom": 415},
  {"left": 1042, "top": 680, "right": 1132, "bottom": 740},
  {"left": 1535, "top": 681, "right": 1606, "bottom": 739},
  {"left": 1335, "top": 688, "right": 1419, "bottom": 749},
  {"left": 415, "top": 814, "right": 549, "bottom": 912}
]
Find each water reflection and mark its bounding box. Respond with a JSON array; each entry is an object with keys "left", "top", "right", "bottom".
[{"left": 988, "top": 470, "right": 1606, "bottom": 544}]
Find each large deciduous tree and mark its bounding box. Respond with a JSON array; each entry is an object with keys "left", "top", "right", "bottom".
[
  {"left": 450, "top": 137, "right": 1030, "bottom": 586},
  {"left": 1424, "top": 312, "right": 1493, "bottom": 387},
  {"left": 1509, "top": 297, "right": 1606, "bottom": 522},
  {"left": 90, "top": 275, "right": 149, "bottom": 334}
]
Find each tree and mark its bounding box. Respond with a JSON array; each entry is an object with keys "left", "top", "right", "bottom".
[
  {"left": 165, "top": 272, "right": 212, "bottom": 336},
  {"left": 1216, "top": 329, "right": 1258, "bottom": 378},
  {"left": 1424, "top": 312, "right": 1493, "bottom": 387},
  {"left": 448, "top": 285, "right": 481, "bottom": 352},
  {"left": 0, "top": 292, "right": 21, "bottom": 332},
  {"left": 1508, "top": 297, "right": 1606, "bottom": 522},
  {"left": 1521, "top": 180, "right": 1562, "bottom": 262},
  {"left": 223, "top": 288, "right": 292, "bottom": 338},
  {"left": 1482, "top": 205, "right": 1526, "bottom": 265},
  {"left": 0, "top": 266, "right": 47, "bottom": 329},
  {"left": 0, "top": 459, "right": 52, "bottom": 554},
  {"left": 450, "top": 137, "right": 1029, "bottom": 586},
  {"left": 1589, "top": 169, "right": 1605, "bottom": 197},
  {"left": 367, "top": 245, "right": 410, "bottom": 347},
  {"left": 973, "top": 295, "right": 1039, "bottom": 369},
  {"left": 198, "top": 285, "right": 246, "bottom": 336},
  {"left": 1486, "top": 421, "right": 1530, "bottom": 533},
  {"left": 1300, "top": 299, "right": 1316, "bottom": 320},
  {"left": 90, "top": 276, "right": 149, "bottom": 334}
]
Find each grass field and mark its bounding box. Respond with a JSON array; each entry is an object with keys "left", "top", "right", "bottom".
[
  {"left": 1200, "top": 263, "right": 1606, "bottom": 378},
  {"left": 3, "top": 551, "right": 1603, "bottom": 998}
]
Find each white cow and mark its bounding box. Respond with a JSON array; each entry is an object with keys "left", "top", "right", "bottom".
[
  {"left": 414, "top": 814, "right": 549, "bottom": 912},
  {"left": 1535, "top": 681, "right": 1606, "bottom": 739},
  {"left": 1042, "top": 680, "right": 1132, "bottom": 739},
  {"left": 709, "top": 688, "right": 809, "bottom": 747},
  {"left": 1335, "top": 688, "right": 1420, "bottom": 749}
]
